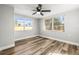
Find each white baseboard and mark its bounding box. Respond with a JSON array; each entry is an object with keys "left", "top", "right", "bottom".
[
  {"left": 15, "top": 35, "right": 39, "bottom": 41},
  {"left": 40, "top": 35, "right": 79, "bottom": 46},
  {"left": 1, "top": 35, "right": 78, "bottom": 51},
  {"left": 0, "top": 43, "right": 15, "bottom": 51},
  {"left": 0, "top": 35, "right": 38, "bottom": 51}
]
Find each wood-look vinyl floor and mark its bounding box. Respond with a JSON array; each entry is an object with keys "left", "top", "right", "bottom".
[{"left": 0, "top": 36, "right": 79, "bottom": 55}]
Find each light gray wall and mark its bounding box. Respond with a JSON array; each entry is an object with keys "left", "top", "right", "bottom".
[
  {"left": 14, "top": 14, "right": 39, "bottom": 41},
  {"left": 40, "top": 9, "right": 79, "bottom": 44},
  {"left": 0, "top": 5, "right": 15, "bottom": 50}
]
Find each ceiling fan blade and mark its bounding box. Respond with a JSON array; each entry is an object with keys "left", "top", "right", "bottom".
[
  {"left": 32, "top": 11, "right": 37, "bottom": 15},
  {"left": 32, "top": 10, "right": 37, "bottom": 11},
  {"left": 42, "top": 10, "right": 51, "bottom": 12},
  {"left": 40, "top": 12, "right": 44, "bottom": 16}
]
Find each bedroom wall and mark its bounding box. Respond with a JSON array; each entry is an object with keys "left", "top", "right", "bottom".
[
  {"left": 39, "top": 9, "right": 79, "bottom": 45},
  {"left": 0, "top": 5, "right": 15, "bottom": 51},
  {"left": 14, "top": 14, "right": 40, "bottom": 41}
]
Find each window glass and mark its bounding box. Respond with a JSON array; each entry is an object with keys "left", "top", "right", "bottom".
[
  {"left": 45, "top": 16, "right": 64, "bottom": 32},
  {"left": 54, "top": 16, "right": 64, "bottom": 32},
  {"left": 24, "top": 18, "right": 32, "bottom": 30},
  {"left": 15, "top": 16, "right": 32, "bottom": 31},
  {"left": 15, "top": 17, "right": 24, "bottom": 31},
  {"left": 45, "top": 18, "right": 52, "bottom": 30}
]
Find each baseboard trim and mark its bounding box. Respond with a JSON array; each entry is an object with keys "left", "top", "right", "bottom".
[
  {"left": 15, "top": 35, "right": 38, "bottom": 41},
  {"left": 40, "top": 35, "right": 79, "bottom": 46},
  {"left": 0, "top": 43, "right": 15, "bottom": 51},
  {"left": 1, "top": 35, "right": 78, "bottom": 51}
]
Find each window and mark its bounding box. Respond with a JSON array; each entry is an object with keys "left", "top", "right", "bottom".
[
  {"left": 45, "top": 16, "right": 64, "bottom": 32},
  {"left": 54, "top": 16, "right": 64, "bottom": 32},
  {"left": 15, "top": 16, "right": 32, "bottom": 31}
]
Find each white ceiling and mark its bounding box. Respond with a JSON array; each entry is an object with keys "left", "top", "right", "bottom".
[{"left": 9, "top": 4, "right": 79, "bottom": 18}]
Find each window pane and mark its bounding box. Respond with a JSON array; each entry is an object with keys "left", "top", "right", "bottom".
[
  {"left": 45, "top": 18, "right": 52, "bottom": 30},
  {"left": 15, "top": 17, "right": 24, "bottom": 31},
  {"left": 24, "top": 18, "right": 32, "bottom": 30},
  {"left": 54, "top": 16, "right": 64, "bottom": 32}
]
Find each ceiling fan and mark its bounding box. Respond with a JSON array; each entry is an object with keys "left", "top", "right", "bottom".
[{"left": 32, "top": 4, "right": 51, "bottom": 16}]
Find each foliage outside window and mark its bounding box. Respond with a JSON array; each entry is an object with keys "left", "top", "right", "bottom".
[
  {"left": 45, "top": 16, "right": 64, "bottom": 32},
  {"left": 45, "top": 18, "right": 52, "bottom": 30},
  {"left": 54, "top": 16, "right": 64, "bottom": 32}
]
